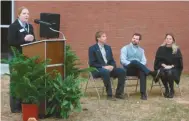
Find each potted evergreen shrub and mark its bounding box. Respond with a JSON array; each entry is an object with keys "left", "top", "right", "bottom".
[
  {"left": 3, "top": 47, "right": 49, "bottom": 121},
  {"left": 45, "top": 45, "right": 96, "bottom": 119},
  {"left": 46, "top": 73, "right": 84, "bottom": 118},
  {"left": 3, "top": 46, "right": 96, "bottom": 120}
]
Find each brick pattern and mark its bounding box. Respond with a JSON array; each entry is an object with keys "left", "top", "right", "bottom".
[{"left": 15, "top": 1, "right": 189, "bottom": 73}]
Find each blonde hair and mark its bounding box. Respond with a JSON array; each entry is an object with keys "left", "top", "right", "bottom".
[
  {"left": 17, "top": 6, "right": 28, "bottom": 17},
  {"left": 161, "top": 33, "right": 179, "bottom": 54}
]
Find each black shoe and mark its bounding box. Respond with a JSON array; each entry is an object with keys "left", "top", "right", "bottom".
[
  {"left": 115, "top": 94, "right": 126, "bottom": 99},
  {"left": 107, "top": 96, "right": 117, "bottom": 101},
  {"left": 168, "top": 90, "right": 175, "bottom": 98},
  {"left": 150, "top": 70, "right": 160, "bottom": 83},
  {"left": 163, "top": 90, "right": 169, "bottom": 98},
  {"left": 39, "top": 114, "right": 47, "bottom": 119},
  {"left": 149, "top": 71, "right": 156, "bottom": 77},
  {"left": 11, "top": 109, "right": 21, "bottom": 113},
  {"left": 140, "top": 93, "right": 147, "bottom": 100}
]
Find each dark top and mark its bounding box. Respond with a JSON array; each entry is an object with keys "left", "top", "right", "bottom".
[
  {"left": 88, "top": 43, "right": 116, "bottom": 69},
  {"left": 154, "top": 46, "right": 183, "bottom": 83},
  {"left": 7, "top": 19, "right": 35, "bottom": 55}
]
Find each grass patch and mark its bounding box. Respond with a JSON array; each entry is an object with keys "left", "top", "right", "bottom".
[{"left": 141, "top": 101, "right": 189, "bottom": 121}]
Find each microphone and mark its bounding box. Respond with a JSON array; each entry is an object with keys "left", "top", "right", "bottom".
[
  {"left": 34, "top": 19, "right": 52, "bottom": 26},
  {"left": 34, "top": 19, "right": 66, "bottom": 40}
]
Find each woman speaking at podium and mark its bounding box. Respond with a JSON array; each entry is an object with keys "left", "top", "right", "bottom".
[{"left": 7, "top": 6, "right": 35, "bottom": 113}]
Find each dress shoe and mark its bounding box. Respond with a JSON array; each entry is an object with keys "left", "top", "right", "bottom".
[
  {"left": 107, "top": 96, "right": 117, "bottom": 101},
  {"left": 168, "top": 90, "right": 175, "bottom": 98},
  {"left": 150, "top": 70, "right": 160, "bottom": 83},
  {"left": 11, "top": 109, "right": 21, "bottom": 113},
  {"left": 163, "top": 90, "right": 169, "bottom": 98},
  {"left": 115, "top": 94, "right": 126, "bottom": 99},
  {"left": 140, "top": 93, "right": 147, "bottom": 100}
]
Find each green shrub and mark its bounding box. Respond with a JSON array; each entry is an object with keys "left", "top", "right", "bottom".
[
  {"left": 3, "top": 47, "right": 49, "bottom": 104},
  {"left": 46, "top": 73, "right": 84, "bottom": 118}
]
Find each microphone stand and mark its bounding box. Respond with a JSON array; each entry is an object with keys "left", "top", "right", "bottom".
[
  {"left": 37, "top": 24, "right": 67, "bottom": 117},
  {"left": 49, "top": 27, "right": 66, "bottom": 40},
  {"left": 48, "top": 27, "right": 66, "bottom": 79}
]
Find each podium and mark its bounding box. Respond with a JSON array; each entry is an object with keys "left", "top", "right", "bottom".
[
  {"left": 21, "top": 39, "right": 65, "bottom": 116},
  {"left": 21, "top": 39, "right": 65, "bottom": 77}
]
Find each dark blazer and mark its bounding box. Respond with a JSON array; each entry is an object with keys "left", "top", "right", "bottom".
[
  {"left": 7, "top": 19, "right": 35, "bottom": 55},
  {"left": 88, "top": 43, "right": 116, "bottom": 69}
]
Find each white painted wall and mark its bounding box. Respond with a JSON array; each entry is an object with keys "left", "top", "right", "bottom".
[{"left": 0, "top": 64, "right": 10, "bottom": 75}]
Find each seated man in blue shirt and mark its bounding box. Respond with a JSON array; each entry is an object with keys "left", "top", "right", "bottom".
[
  {"left": 120, "top": 33, "right": 157, "bottom": 100},
  {"left": 89, "top": 31, "right": 126, "bottom": 101}
]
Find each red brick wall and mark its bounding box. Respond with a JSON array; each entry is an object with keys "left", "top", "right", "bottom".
[{"left": 15, "top": 1, "right": 189, "bottom": 73}]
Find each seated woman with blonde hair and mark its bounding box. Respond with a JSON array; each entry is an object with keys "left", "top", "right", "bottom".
[{"left": 154, "top": 33, "right": 183, "bottom": 98}]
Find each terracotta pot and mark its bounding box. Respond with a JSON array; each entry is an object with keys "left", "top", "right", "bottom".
[{"left": 22, "top": 104, "right": 38, "bottom": 121}]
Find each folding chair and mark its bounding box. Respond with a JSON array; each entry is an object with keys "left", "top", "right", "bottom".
[
  {"left": 84, "top": 64, "right": 115, "bottom": 100},
  {"left": 125, "top": 76, "right": 139, "bottom": 97},
  {"left": 149, "top": 79, "right": 164, "bottom": 96},
  {"left": 84, "top": 71, "right": 103, "bottom": 100},
  {"left": 150, "top": 79, "right": 182, "bottom": 96},
  {"left": 175, "top": 83, "right": 182, "bottom": 96}
]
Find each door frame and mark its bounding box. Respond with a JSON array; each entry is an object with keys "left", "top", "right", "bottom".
[
  {"left": 0, "top": 0, "right": 15, "bottom": 28},
  {"left": 1, "top": 0, "right": 15, "bottom": 57}
]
